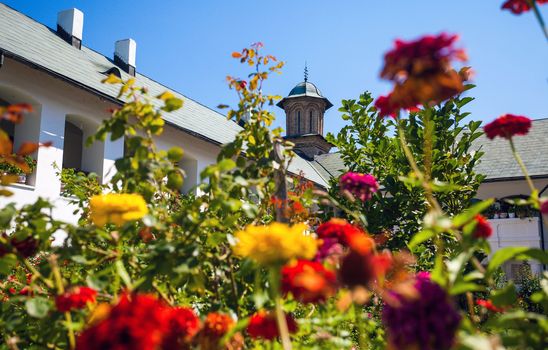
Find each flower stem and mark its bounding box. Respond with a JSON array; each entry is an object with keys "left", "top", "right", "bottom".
[
  {"left": 270, "top": 268, "right": 292, "bottom": 350},
  {"left": 49, "top": 255, "right": 76, "bottom": 350},
  {"left": 530, "top": 0, "right": 548, "bottom": 42},
  {"left": 353, "top": 304, "right": 368, "bottom": 349},
  {"left": 509, "top": 137, "right": 536, "bottom": 194}
]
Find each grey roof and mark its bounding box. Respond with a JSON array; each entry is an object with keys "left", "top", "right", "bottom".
[
  {"left": 276, "top": 81, "right": 333, "bottom": 109},
  {"left": 0, "top": 3, "right": 328, "bottom": 187},
  {"left": 312, "top": 118, "right": 548, "bottom": 182},
  {"left": 311, "top": 152, "right": 346, "bottom": 180},
  {"left": 473, "top": 118, "right": 548, "bottom": 181}
]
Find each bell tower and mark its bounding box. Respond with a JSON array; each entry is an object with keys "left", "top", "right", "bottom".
[{"left": 277, "top": 66, "right": 333, "bottom": 160}]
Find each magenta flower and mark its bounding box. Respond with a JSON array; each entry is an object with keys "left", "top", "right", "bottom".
[
  {"left": 339, "top": 172, "right": 379, "bottom": 202},
  {"left": 382, "top": 272, "right": 461, "bottom": 350}
]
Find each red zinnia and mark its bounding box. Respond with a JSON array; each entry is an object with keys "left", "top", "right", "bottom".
[
  {"left": 502, "top": 0, "right": 548, "bottom": 14},
  {"left": 56, "top": 286, "right": 97, "bottom": 312},
  {"left": 281, "top": 259, "right": 337, "bottom": 303},
  {"left": 375, "top": 94, "right": 420, "bottom": 118},
  {"left": 483, "top": 114, "right": 532, "bottom": 140},
  {"left": 339, "top": 172, "right": 379, "bottom": 202},
  {"left": 76, "top": 293, "right": 172, "bottom": 350},
  {"left": 162, "top": 307, "right": 201, "bottom": 349},
  {"left": 246, "top": 310, "right": 297, "bottom": 340},
  {"left": 381, "top": 33, "right": 466, "bottom": 82},
  {"left": 316, "top": 218, "right": 364, "bottom": 246},
  {"left": 472, "top": 215, "right": 492, "bottom": 239},
  {"left": 541, "top": 198, "right": 548, "bottom": 214}
]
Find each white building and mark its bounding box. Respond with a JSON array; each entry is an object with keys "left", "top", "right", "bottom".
[{"left": 1, "top": 4, "right": 546, "bottom": 278}]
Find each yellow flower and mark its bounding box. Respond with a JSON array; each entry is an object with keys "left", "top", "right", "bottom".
[
  {"left": 89, "top": 193, "right": 148, "bottom": 227},
  {"left": 233, "top": 222, "right": 317, "bottom": 266}
]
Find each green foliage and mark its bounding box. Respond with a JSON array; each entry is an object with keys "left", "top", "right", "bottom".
[{"left": 325, "top": 91, "right": 485, "bottom": 267}]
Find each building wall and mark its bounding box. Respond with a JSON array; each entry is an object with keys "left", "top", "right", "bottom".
[{"left": 0, "top": 58, "right": 219, "bottom": 229}]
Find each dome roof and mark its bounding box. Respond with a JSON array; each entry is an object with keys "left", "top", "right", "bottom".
[
  {"left": 277, "top": 80, "right": 333, "bottom": 110},
  {"left": 288, "top": 81, "right": 324, "bottom": 98}
]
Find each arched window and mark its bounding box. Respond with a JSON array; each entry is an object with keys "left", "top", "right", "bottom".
[
  {"left": 297, "top": 110, "right": 301, "bottom": 134},
  {"left": 309, "top": 110, "right": 314, "bottom": 133},
  {"left": 62, "top": 121, "right": 83, "bottom": 171}
]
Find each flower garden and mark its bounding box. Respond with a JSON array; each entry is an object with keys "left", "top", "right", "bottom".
[{"left": 0, "top": 1, "right": 548, "bottom": 349}]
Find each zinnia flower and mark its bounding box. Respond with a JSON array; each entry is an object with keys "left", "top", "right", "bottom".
[
  {"left": 0, "top": 233, "right": 39, "bottom": 258},
  {"left": 77, "top": 293, "right": 199, "bottom": 350},
  {"left": 56, "top": 286, "right": 97, "bottom": 312},
  {"left": 374, "top": 93, "right": 420, "bottom": 118},
  {"left": 380, "top": 33, "right": 466, "bottom": 110},
  {"left": 246, "top": 310, "right": 297, "bottom": 340},
  {"left": 316, "top": 218, "right": 364, "bottom": 246},
  {"left": 502, "top": 0, "right": 548, "bottom": 14},
  {"left": 483, "top": 114, "right": 532, "bottom": 140},
  {"left": 472, "top": 214, "right": 492, "bottom": 239},
  {"left": 233, "top": 223, "right": 317, "bottom": 266},
  {"left": 89, "top": 193, "right": 148, "bottom": 226},
  {"left": 382, "top": 272, "right": 461, "bottom": 350},
  {"left": 541, "top": 198, "right": 548, "bottom": 214},
  {"left": 339, "top": 172, "right": 379, "bottom": 202},
  {"left": 162, "top": 307, "right": 201, "bottom": 349},
  {"left": 281, "top": 259, "right": 338, "bottom": 303}
]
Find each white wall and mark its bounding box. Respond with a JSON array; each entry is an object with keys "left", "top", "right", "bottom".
[{"left": 0, "top": 57, "right": 221, "bottom": 227}]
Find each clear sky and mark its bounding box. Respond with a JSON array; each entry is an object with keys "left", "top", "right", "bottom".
[{"left": 3, "top": 0, "right": 547, "bottom": 136}]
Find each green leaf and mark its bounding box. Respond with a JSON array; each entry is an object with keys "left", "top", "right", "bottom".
[
  {"left": 218, "top": 159, "right": 236, "bottom": 172},
  {"left": 487, "top": 247, "right": 548, "bottom": 276},
  {"left": 167, "top": 147, "right": 184, "bottom": 162},
  {"left": 0, "top": 253, "right": 17, "bottom": 275},
  {"left": 408, "top": 229, "right": 435, "bottom": 250},
  {"left": 490, "top": 282, "right": 517, "bottom": 307},
  {"left": 115, "top": 260, "right": 133, "bottom": 289},
  {"left": 25, "top": 297, "right": 51, "bottom": 318},
  {"left": 452, "top": 199, "right": 494, "bottom": 227}
]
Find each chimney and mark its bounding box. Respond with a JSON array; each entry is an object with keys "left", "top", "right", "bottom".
[
  {"left": 114, "top": 39, "right": 137, "bottom": 76},
  {"left": 57, "top": 9, "right": 84, "bottom": 49}
]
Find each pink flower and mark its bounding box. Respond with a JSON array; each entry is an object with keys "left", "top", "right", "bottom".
[{"left": 339, "top": 172, "right": 379, "bottom": 202}]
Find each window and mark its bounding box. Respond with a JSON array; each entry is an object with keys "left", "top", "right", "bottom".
[
  {"left": 0, "top": 98, "right": 15, "bottom": 144},
  {"left": 297, "top": 111, "right": 301, "bottom": 134},
  {"left": 62, "top": 121, "right": 83, "bottom": 171},
  {"left": 309, "top": 111, "right": 313, "bottom": 133}
]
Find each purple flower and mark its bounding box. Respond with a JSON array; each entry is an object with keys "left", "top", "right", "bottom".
[
  {"left": 339, "top": 172, "right": 379, "bottom": 202},
  {"left": 382, "top": 273, "right": 461, "bottom": 350}
]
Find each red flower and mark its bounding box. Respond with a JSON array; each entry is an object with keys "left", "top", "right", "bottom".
[
  {"left": 484, "top": 114, "right": 532, "bottom": 140},
  {"left": 19, "top": 286, "right": 33, "bottom": 296},
  {"left": 473, "top": 215, "right": 493, "bottom": 239},
  {"left": 502, "top": 0, "right": 548, "bottom": 14},
  {"left": 381, "top": 33, "right": 466, "bottom": 82},
  {"left": 56, "top": 286, "right": 97, "bottom": 312},
  {"left": 476, "top": 299, "right": 505, "bottom": 313},
  {"left": 76, "top": 293, "right": 172, "bottom": 350},
  {"left": 339, "top": 172, "right": 379, "bottom": 202},
  {"left": 0, "top": 233, "right": 39, "bottom": 258},
  {"left": 246, "top": 311, "right": 297, "bottom": 340},
  {"left": 339, "top": 250, "right": 392, "bottom": 288},
  {"left": 541, "top": 198, "right": 548, "bottom": 214},
  {"left": 202, "top": 312, "right": 234, "bottom": 338},
  {"left": 375, "top": 93, "right": 421, "bottom": 118},
  {"left": 316, "top": 219, "right": 364, "bottom": 246},
  {"left": 162, "top": 307, "right": 201, "bottom": 349},
  {"left": 281, "top": 260, "right": 338, "bottom": 303}
]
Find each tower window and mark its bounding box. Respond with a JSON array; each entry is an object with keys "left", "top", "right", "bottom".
[
  {"left": 297, "top": 111, "right": 301, "bottom": 134},
  {"left": 309, "top": 111, "right": 313, "bottom": 133}
]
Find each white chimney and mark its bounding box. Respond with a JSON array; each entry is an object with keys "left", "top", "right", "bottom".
[
  {"left": 114, "top": 39, "right": 137, "bottom": 76},
  {"left": 57, "top": 8, "right": 84, "bottom": 49}
]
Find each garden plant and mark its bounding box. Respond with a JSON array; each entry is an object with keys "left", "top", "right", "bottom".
[{"left": 0, "top": 1, "right": 548, "bottom": 349}]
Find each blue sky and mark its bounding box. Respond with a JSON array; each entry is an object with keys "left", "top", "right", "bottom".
[{"left": 4, "top": 0, "right": 547, "bottom": 135}]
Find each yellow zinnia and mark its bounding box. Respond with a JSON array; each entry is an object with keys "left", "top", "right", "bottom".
[
  {"left": 89, "top": 193, "right": 148, "bottom": 227},
  {"left": 233, "top": 222, "right": 317, "bottom": 266}
]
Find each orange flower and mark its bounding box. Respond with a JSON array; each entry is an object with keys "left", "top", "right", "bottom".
[{"left": 281, "top": 259, "right": 338, "bottom": 303}]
